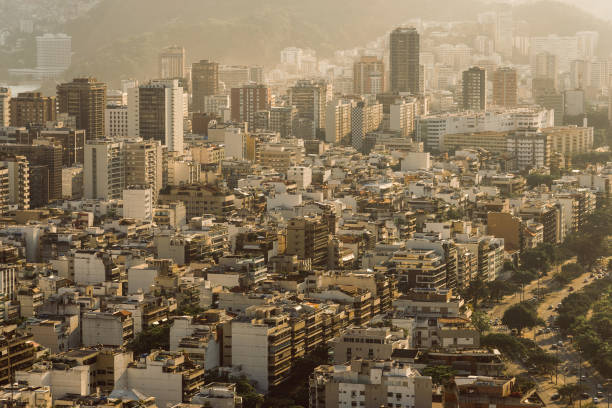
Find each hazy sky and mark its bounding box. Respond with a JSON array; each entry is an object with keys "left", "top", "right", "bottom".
[{"left": 496, "top": 0, "right": 612, "bottom": 20}]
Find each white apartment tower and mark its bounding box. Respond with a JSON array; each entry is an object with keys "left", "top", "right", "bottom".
[
  {"left": 0, "top": 88, "right": 10, "bottom": 127},
  {"left": 84, "top": 140, "right": 124, "bottom": 200},
  {"left": 128, "top": 79, "right": 184, "bottom": 153},
  {"left": 36, "top": 33, "right": 72, "bottom": 70}
]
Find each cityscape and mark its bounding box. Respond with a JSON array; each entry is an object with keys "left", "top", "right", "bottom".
[{"left": 0, "top": 0, "right": 611, "bottom": 407}]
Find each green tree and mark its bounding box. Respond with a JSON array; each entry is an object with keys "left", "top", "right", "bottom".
[
  {"left": 520, "top": 248, "right": 550, "bottom": 273},
  {"left": 422, "top": 365, "right": 456, "bottom": 385},
  {"left": 501, "top": 303, "right": 543, "bottom": 336},
  {"left": 526, "top": 174, "right": 554, "bottom": 188},
  {"left": 487, "top": 279, "right": 508, "bottom": 301},
  {"left": 526, "top": 352, "right": 558, "bottom": 379},
  {"left": 127, "top": 323, "right": 170, "bottom": 355},
  {"left": 557, "top": 383, "right": 586, "bottom": 404},
  {"left": 235, "top": 377, "right": 264, "bottom": 408},
  {"left": 471, "top": 310, "right": 491, "bottom": 333},
  {"left": 464, "top": 278, "right": 490, "bottom": 307}
]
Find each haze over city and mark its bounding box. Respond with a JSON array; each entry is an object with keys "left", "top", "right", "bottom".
[{"left": 0, "top": 1, "right": 610, "bottom": 408}]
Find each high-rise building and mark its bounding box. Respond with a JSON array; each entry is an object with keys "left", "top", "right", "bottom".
[
  {"left": 35, "top": 33, "right": 71, "bottom": 70},
  {"left": 0, "top": 88, "right": 9, "bottom": 127},
  {"left": 83, "top": 140, "right": 124, "bottom": 200},
  {"left": 269, "top": 106, "right": 298, "bottom": 138},
  {"left": 286, "top": 216, "right": 329, "bottom": 267},
  {"left": 0, "top": 155, "right": 30, "bottom": 210},
  {"left": 389, "top": 99, "right": 416, "bottom": 138},
  {"left": 390, "top": 27, "right": 420, "bottom": 94},
  {"left": 0, "top": 142, "right": 62, "bottom": 207},
  {"left": 191, "top": 60, "right": 219, "bottom": 113},
  {"left": 230, "top": 84, "right": 270, "bottom": 124},
  {"left": 219, "top": 65, "right": 251, "bottom": 92},
  {"left": 57, "top": 77, "right": 107, "bottom": 140},
  {"left": 128, "top": 79, "right": 184, "bottom": 153},
  {"left": 353, "top": 56, "right": 384, "bottom": 95},
  {"left": 159, "top": 45, "right": 185, "bottom": 79},
  {"left": 105, "top": 105, "right": 129, "bottom": 139},
  {"left": 36, "top": 127, "right": 86, "bottom": 166},
  {"left": 9, "top": 92, "right": 56, "bottom": 127},
  {"left": 576, "top": 31, "right": 599, "bottom": 60},
  {"left": 325, "top": 100, "right": 352, "bottom": 144},
  {"left": 462, "top": 67, "right": 487, "bottom": 111},
  {"left": 289, "top": 79, "right": 331, "bottom": 139},
  {"left": 123, "top": 139, "right": 163, "bottom": 201},
  {"left": 492, "top": 67, "right": 517, "bottom": 107},
  {"left": 535, "top": 52, "right": 558, "bottom": 82},
  {"left": 249, "top": 66, "right": 264, "bottom": 84},
  {"left": 351, "top": 101, "right": 383, "bottom": 151}
]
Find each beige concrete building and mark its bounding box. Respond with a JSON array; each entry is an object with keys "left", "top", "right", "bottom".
[
  {"left": 123, "top": 139, "right": 163, "bottom": 201},
  {"left": 286, "top": 216, "right": 329, "bottom": 267},
  {"left": 442, "top": 131, "right": 508, "bottom": 153},
  {"left": 332, "top": 326, "right": 409, "bottom": 364},
  {"left": 158, "top": 184, "right": 235, "bottom": 219},
  {"left": 309, "top": 359, "right": 432, "bottom": 408}
]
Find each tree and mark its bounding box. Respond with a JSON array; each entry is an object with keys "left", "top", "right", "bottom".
[
  {"left": 488, "top": 279, "right": 515, "bottom": 301},
  {"left": 557, "top": 383, "right": 586, "bottom": 404},
  {"left": 422, "top": 365, "right": 456, "bottom": 385},
  {"left": 235, "top": 377, "right": 264, "bottom": 408},
  {"left": 127, "top": 323, "right": 170, "bottom": 355},
  {"left": 520, "top": 248, "right": 550, "bottom": 274},
  {"left": 526, "top": 352, "right": 558, "bottom": 379},
  {"left": 526, "top": 174, "right": 554, "bottom": 188},
  {"left": 471, "top": 310, "right": 491, "bottom": 333},
  {"left": 501, "top": 303, "right": 543, "bottom": 335},
  {"left": 464, "top": 278, "right": 490, "bottom": 307}
]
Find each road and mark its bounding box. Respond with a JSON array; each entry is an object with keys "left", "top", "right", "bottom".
[{"left": 485, "top": 258, "right": 610, "bottom": 406}]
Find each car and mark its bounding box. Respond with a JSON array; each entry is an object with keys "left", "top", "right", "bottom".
[
  {"left": 593, "top": 397, "right": 599, "bottom": 403},
  {"left": 551, "top": 344, "right": 558, "bottom": 350},
  {"left": 569, "top": 286, "right": 574, "bottom": 291},
  {"left": 551, "top": 393, "right": 560, "bottom": 401},
  {"left": 548, "top": 305, "right": 553, "bottom": 310},
  {"left": 581, "top": 392, "right": 590, "bottom": 399},
  {"left": 581, "top": 375, "right": 587, "bottom": 381},
  {"left": 584, "top": 278, "right": 589, "bottom": 283},
  {"left": 537, "top": 329, "right": 544, "bottom": 335},
  {"left": 597, "top": 391, "right": 604, "bottom": 397}
]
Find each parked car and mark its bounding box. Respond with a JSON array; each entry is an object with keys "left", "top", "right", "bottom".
[
  {"left": 581, "top": 392, "right": 590, "bottom": 399},
  {"left": 551, "top": 393, "right": 560, "bottom": 401},
  {"left": 593, "top": 397, "right": 599, "bottom": 403}
]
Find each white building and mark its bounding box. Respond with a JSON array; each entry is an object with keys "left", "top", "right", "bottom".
[
  {"left": 530, "top": 34, "right": 578, "bottom": 72},
  {"left": 128, "top": 79, "right": 184, "bottom": 153},
  {"left": 16, "top": 363, "right": 90, "bottom": 400},
  {"left": 82, "top": 311, "right": 134, "bottom": 348},
  {"left": 325, "top": 100, "right": 352, "bottom": 144},
  {"left": 287, "top": 166, "right": 312, "bottom": 189},
  {"left": 309, "top": 360, "right": 432, "bottom": 408},
  {"left": 0, "top": 87, "right": 9, "bottom": 127},
  {"left": 127, "top": 263, "right": 158, "bottom": 294},
  {"left": 125, "top": 351, "right": 204, "bottom": 408},
  {"left": 401, "top": 152, "right": 431, "bottom": 171},
  {"left": 36, "top": 33, "right": 71, "bottom": 70},
  {"left": 390, "top": 100, "right": 416, "bottom": 138},
  {"left": 123, "top": 186, "right": 153, "bottom": 221},
  {"left": 83, "top": 140, "right": 124, "bottom": 200},
  {"left": 74, "top": 251, "right": 117, "bottom": 286},
  {"left": 105, "top": 105, "right": 129, "bottom": 139},
  {"left": 351, "top": 101, "right": 383, "bottom": 152},
  {"left": 416, "top": 107, "right": 555, "bottom": 151}
]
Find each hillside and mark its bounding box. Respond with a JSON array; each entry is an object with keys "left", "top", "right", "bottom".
[{"left": 60, "top": 0, "right": 612, "bottom": 86}]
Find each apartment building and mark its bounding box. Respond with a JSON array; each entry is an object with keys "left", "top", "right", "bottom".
[{"left": 309, "top": 359, "right": 432, "bottom": 408}]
